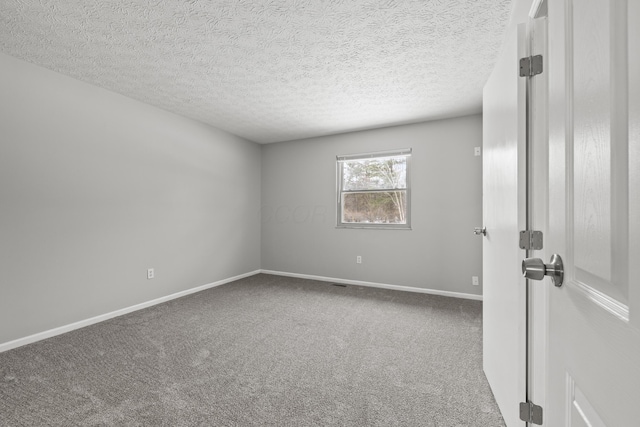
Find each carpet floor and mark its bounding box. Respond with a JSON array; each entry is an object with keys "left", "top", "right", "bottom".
[{"left": 0, "top": 274, "right": 505, "bottom": 426}]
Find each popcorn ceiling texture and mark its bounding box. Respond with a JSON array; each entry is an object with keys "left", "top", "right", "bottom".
[{"left": 0, "top": 0, "right": 513, "bottom": 143}]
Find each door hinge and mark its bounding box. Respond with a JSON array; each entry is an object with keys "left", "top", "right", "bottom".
[
  {"left": 519, "top": 55, "right": 543, "bottom": 77},
  {"left": 520, "top": 401, "right": 543, "bottom": 425},
  {"left": 519, "top": 230, "right": 543, "bottom": 250}
]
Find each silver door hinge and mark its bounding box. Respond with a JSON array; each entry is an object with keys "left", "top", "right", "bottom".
[
  {"left": 519, "top": 230, "right": 543, "bottom": 250},
  {"left": 519, "top": 55, "right": 543, "bottom": 77},
  {"left": 520, "top": 401, "right": 543, "bottom": 425}
]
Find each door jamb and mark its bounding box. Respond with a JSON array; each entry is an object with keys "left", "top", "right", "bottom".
[{"left": 524, "top": 1, "right": 550, "bottom": 425}]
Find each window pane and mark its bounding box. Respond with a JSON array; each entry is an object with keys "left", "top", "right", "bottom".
[
  {"left": 342, "top": 156, "right": 407, "bottom": 191},
  {"left": 342, "top": 191, "right": 407, "bottom": 224}
]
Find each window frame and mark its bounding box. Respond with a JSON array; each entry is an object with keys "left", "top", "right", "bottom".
[{"left": 336, "top": 149, "right": 412, "bottom": 230}]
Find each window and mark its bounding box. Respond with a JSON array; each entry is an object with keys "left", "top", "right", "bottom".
[{"left": 336, "top": 149, "right": 411, "bottom": 229}]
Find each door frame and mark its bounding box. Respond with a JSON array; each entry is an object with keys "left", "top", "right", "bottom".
[{"left": 525, "top": 0, "right": 550, "bottom": 421}]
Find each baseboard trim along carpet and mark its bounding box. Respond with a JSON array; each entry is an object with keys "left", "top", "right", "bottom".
[
  {"left": 260, "top": 269, "right": 483, "bottom": 301},
  {"left": 0, "top": 270, "right": 261, "bottom": 354}
]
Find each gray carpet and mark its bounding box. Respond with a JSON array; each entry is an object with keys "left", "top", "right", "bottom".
[{"left": 0, "top": 274, "right": 505, "bottom": 426}]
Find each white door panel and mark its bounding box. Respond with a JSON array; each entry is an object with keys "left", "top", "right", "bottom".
[
  {"left": 545, "top": 0, "right": 640, "bottom": 425},
  {"left": 568, "top": 377, "right": 607, "bottom": 427}
]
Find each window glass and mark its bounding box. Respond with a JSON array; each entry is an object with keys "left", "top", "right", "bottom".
[{"left": 337, "top": 150, "right": 411, "bottom": 228}]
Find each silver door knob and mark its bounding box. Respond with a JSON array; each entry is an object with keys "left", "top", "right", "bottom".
[
  {"left": 522, "top": 254, "right": 564, "bottom": 287},
  {"left": 474, "top": 227, "right": 487, "bottom": 236}
]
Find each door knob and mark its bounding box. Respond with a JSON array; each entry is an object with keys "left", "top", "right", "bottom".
[
  {"left": 474, "top": 226, "right": 487, "bottom": 236},
  {"left": 522, "top": 254, "right": 564, "bottom": 287}
]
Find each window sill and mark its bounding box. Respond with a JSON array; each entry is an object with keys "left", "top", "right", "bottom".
[{"left": 336, "top": 225, "right": 412, "bottom": 230}]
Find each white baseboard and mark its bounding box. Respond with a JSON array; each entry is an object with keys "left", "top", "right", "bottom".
[
  {"left": 1, "top": 269, "right": 480, "bottom": 353},
  {"left": 260, "top": 269, "right": 483, "bottom": 301},
  {"left": 0, "top": 270, "right": 261, "bottom": 354}
]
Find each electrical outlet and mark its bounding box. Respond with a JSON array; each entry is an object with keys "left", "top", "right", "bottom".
[
  {"left": 147, "top": 268, "right": 155, "bottom": 280},
  {"left": 472, "top": 276, "right": 479, "bottom": 286},
  {"left": 474, "top": 147, "right": 481, "bottom": 156},
  {"left": 356, "top": 256, "right": 362, "bottom": 264}
]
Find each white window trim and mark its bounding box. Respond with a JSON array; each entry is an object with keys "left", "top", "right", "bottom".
[{"left": 336, "top": 149, "right": 412, "bottom": 230}]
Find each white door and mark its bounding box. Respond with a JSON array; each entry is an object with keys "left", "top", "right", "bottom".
[
  {"left": 541, "top": 0, "right": 640, "bottom": 425},
  {"left": 482, "top": 20, "right": 528, "bottom": 426}
]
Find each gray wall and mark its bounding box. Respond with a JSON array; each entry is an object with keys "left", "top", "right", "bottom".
[
  {"left": 261, "top": 115, "right": 483, "bottom": 295},
  {"left": 0, "top": 51, "right": 484, "bottom": 346},
  {"left": 0, "top": 53, "right": 261, "bottom": 344}
]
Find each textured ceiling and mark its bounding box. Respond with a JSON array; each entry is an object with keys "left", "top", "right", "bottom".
[{"left": 0, "top": 1, "right": 513, "bottom": 143}]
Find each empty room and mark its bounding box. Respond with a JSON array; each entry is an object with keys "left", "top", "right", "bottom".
[{"left": 1, "top": 0, "right": 638, "bottom": 426}]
